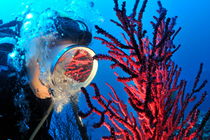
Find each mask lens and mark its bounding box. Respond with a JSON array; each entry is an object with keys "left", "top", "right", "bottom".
[
  {"left": 50, "top": 46, "right": 97, "bottom": 93},
  {"left": 58, "top": 48, "right": 93, "bottom": 82}
]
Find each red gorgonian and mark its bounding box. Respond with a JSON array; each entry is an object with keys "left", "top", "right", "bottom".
[{"left": 79, "top": 0, "right": 210, "bottom": 139}]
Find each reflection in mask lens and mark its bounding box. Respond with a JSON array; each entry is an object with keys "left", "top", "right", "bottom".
[{"left": 61, "top": 49, "right": 93, "bottom": 82}]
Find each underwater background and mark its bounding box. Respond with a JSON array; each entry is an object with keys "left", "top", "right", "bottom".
[{"left": 0, "top": 0, "right": 209, "bottom": 139}]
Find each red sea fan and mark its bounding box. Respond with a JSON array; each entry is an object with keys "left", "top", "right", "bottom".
[{"left": 79, "top": 0, "right": 210, "bottom": 139}]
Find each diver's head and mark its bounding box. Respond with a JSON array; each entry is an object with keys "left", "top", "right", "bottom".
[{"left": 26, "top": 12, "right": 93, "bottom": 99}]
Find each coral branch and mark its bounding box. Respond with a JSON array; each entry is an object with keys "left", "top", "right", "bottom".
[{"left": 79, "top": 0, "right": 210, "bottom": 139}]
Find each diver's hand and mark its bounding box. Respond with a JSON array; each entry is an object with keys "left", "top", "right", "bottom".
[
  {"left": 27, "top": 59, "right": 51, "bottom": 99},
  {"left": 33, "top": 84, "right": 51, "bottom": 99}
]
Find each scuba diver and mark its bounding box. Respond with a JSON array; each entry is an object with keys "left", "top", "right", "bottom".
[{"left": 0, "top": 9, "right": 96, "bottom": 139}]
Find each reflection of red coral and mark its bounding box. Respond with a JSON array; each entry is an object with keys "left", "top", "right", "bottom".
[
  {"left": 64, "top": 49, "right": 93, "bottom": 82},
  {"left": 79, "top": 0, "right": 210, "bottom": 139}
]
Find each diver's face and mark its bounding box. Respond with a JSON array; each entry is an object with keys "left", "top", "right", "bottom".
[
  {"left": 27, "top": 37, "right": 73, "bottom": 99},
  {"left": 27, "top": 57, "right": 51, "bottom": 99}
]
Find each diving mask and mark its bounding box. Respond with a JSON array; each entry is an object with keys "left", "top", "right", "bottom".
[{"left": 41, "top": 44, "right": 98, "bottom": 98}]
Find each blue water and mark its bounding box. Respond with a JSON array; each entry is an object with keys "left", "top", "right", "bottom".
[{"left": 0, "top": 0, "right": 209, "bottom": 139}]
